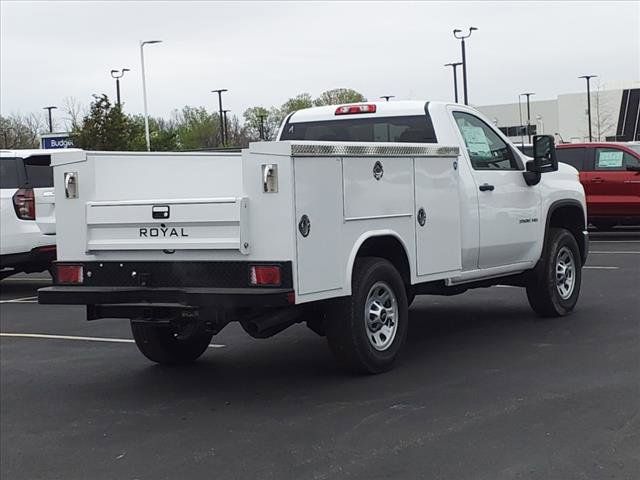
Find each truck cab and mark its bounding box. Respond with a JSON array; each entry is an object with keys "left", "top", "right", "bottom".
[{"left": 39, "top": 101, "right": 587, "bottom": 373}]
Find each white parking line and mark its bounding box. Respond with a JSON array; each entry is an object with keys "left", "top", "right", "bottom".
[
  {"left": 589, "top": 251, "right": 640, "bottom": 254},
  {"left": 0, "top": 296, "right": 38, "bottom": 304},
  {"left": 584, "top": 266, "right": 619, "bottom": 270},
  {"left": 592, "top": 241, "right": 640, "bottom": 243},
  {"left": 0, "top": 332, "right": 226, "bottom": 348}
]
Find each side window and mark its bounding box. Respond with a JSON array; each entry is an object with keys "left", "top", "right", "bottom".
[
  {"left": 556, "top": 148, "right": 586, "bottom": 170},
  {"left": 452, "top": 112, "right": 520, "bottom": 170},
  {"left": 594, "top": 148, "right": 640, "bottom": 171}
]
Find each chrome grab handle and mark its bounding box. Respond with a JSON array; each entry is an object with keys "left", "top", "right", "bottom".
[{"left": 64, "top": 172, "right": 78, "bottom": 198}]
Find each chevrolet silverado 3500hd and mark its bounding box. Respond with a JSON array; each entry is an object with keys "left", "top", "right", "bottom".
[{"left": 39, "top": 101, "right": 588, "bottom": 373}]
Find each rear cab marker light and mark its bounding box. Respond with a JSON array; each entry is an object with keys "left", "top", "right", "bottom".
[{"left": 335, "top": 104, "right": 377, "bottom": 115}]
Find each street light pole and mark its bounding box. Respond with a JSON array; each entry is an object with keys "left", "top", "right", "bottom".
[
  {"left": 211, "top": 89, "right": 228, "bottom": 146},
  {"left": 222, "top": 110, "right": 230, "bottom": 146},
  {"left": 43, "top": 106, "right": 57, "bottom": 133},
  {"left": 520, "top": 92, "right": 535, "bottom": 143},
  {"left": 140, "top": 40, "right": 162, "bottom": 151},
  {"left": 444, "top": 62, "right": 463, "bottom": 103},
  {"left": 110, "top": 68, "right": 130, "bottom": 107},
  {"left": 453, "top": 27, "right": 477, "bottom": 105},
  {"left": 579, "top": 75, "right": 597, "bottom": 142},
  {"left": 517, "top": 95, "right": 525, "bottom": 147},
  {"left": 380, "top": 95, "right": 394, "bottom": 102}
]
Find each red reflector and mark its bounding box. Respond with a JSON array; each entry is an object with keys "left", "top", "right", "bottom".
[
  {"left": 249, "top": 265, "right": 281, "bottom": 286},
  {"left": 335, "top": 104, "right": 377, "bottom": 115},
  {"left": 57, "top": 265, "right": 83, "bottom": 284}
]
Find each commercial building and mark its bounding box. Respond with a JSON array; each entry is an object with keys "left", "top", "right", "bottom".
[{"left": 477, "top": 81, "right": 640, "bottom": 144}]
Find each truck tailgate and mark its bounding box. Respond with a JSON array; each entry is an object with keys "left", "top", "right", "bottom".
[{"left": 86, "top": 196, "right": 249, "bottom": 253}]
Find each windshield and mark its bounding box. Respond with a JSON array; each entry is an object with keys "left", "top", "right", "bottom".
[
  {"left": 280, "top": 115, "right": 437, "bottom": 143},
  {"left": 626, "top": 144, "right": 640, "bottom": 155}
]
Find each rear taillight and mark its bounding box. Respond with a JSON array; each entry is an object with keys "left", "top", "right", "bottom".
[
  {"left": 335, "top": 104, "right": 377, "bottom": 115},
  {"left": 12, "top": 188, "right": 35, "bottom": 220},
  {"left": 56, "top": 264, "right": 83, "bottom": 284},
  {"left": 249, "top": 265, "right": 281, "bottom": 286}
]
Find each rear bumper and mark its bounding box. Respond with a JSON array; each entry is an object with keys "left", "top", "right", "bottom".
[
  {"left": 39, "top": 260, "right": 295, "bottom": 308},
  {"left": 38, "top": 285, "right": 293, "bottom": 308}
]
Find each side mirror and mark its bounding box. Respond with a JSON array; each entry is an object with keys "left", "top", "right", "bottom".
[{"left": 531, "top": 135, "right": 558, "bottom": 173}]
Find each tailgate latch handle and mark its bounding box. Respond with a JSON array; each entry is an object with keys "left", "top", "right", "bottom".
[{"left": 152, "top": 205, "right": 170, "bottom": 219}]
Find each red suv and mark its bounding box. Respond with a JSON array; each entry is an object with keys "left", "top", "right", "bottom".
[{"left": 556, "top": 143, "right": 640, "bottom": 230}]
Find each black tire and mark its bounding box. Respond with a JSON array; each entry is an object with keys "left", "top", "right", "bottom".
[
  {"left": 131, "top": 321, "right": 213, "bottom": 365},
  {"left": 326, "top": 257, "right": 408, "bottom": 374},
  {"left": 526, "top": 228, "right": 582, "bottom": 317}
]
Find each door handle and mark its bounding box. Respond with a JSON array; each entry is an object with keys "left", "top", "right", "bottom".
[
  {"left": 590, "top": 177, "right": 605, "bottom": 183},
  {"left": 479, "top": 183, "right": 495, "bottom": 192}
]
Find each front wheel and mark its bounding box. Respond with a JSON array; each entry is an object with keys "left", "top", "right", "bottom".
[
  {"left": 131, "top": 321, "right": 213, "bottom": 365},
  {"left": 526, "top": 228, "right": 582, "bottom": 317},
  {"left": 326, "top": 257, "right": 408, "bottom": 374}
]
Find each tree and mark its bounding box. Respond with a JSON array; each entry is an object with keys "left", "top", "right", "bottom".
[
  {"left": 314, "top": 88, "right": 366, "bottom": 106},
  {"left": 173, "top": 106, "right": 222, "bottom": 150},
  {"left": 592, "top": 85, "right": 618, "bottom": 141},
  {"left": 0, "top": 113, "right": 43, "bottom": 149},
  {"left": 61, "top": 96, "right": 86, "bottom": 132},
  {"left": 71, "top": 94, "right": 143, "bottom": 150},
  {"left": 129, "top": 115, "right": 180, "bottom": 151},
  {"left": 280, "top": 93, "right": 314, "bottom": 117},
  {"left": 243, "top": 106, "right": 281, "bottom": 141}
]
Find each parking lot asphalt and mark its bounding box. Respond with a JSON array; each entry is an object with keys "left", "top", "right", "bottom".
[{"left": 1, "top": 231, "right": 639, "bottom": 480}]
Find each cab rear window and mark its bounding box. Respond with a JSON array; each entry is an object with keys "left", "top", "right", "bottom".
[{"left": 280, "top": 115, "right": 437, "bottom": 143}]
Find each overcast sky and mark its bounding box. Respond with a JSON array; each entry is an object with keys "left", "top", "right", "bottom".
[{"left": 1, "top": 1, "right": 638, "bottom": 126}]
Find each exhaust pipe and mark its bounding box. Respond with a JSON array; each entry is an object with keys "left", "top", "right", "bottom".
[{"left": 241, "top": 307, "right": 303, "bottom": 339}]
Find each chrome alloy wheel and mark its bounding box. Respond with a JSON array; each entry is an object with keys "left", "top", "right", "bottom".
[
  {"left": 555, "top": 246, "right": 576, "bottom": 300},
  {"left": 365, "top": 281, "right": 399, "bottom": 351}
]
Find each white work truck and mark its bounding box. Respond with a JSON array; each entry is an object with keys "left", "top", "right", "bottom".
[{"left": 39, "top": 101, "right": 588, "bottom": 373}]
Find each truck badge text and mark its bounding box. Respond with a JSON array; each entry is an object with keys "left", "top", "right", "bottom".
[{"left": 139, "top": 227, "right": 188, "bottom": 238}]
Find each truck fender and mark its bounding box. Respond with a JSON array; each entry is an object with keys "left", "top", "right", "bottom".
[
  {"left": 540, "top": 199, "right": 588, "bottom": 265},
  {"left": 344, "top": 230, "right": 412, "bottom": 295}
]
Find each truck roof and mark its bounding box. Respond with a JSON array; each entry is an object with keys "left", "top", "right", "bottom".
[
  {"left": 0, "top": 148, "right": 82, "bottom": 158},
  {"left": 287, "top": 100, "right": 449, "bottom": 123}
]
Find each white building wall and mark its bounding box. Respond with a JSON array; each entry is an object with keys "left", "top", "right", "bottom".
[{"left": 477, "top": 81, "right": 639, "bottom": 144}]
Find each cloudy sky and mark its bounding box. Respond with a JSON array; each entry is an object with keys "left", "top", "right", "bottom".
[{"left": 1, "top": 1, "right": 638, "bottom": 126}]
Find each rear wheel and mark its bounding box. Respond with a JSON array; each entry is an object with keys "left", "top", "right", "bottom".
[
  {"left": 526, "top": 228, "right": 582, "bottom": 317},
  {"left": 326, "top": 257, "right": 408, "bottom": 374},
  {"left": 131, "top": 321, "right": 213, "bottom": 365}
]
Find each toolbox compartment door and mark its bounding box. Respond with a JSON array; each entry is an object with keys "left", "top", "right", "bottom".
[
  {"left": 414, "top": 157, "right": 461, "bottom": 276},
  {"left": 293, "top": 157, "right": 342, "bottom": 295}
]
